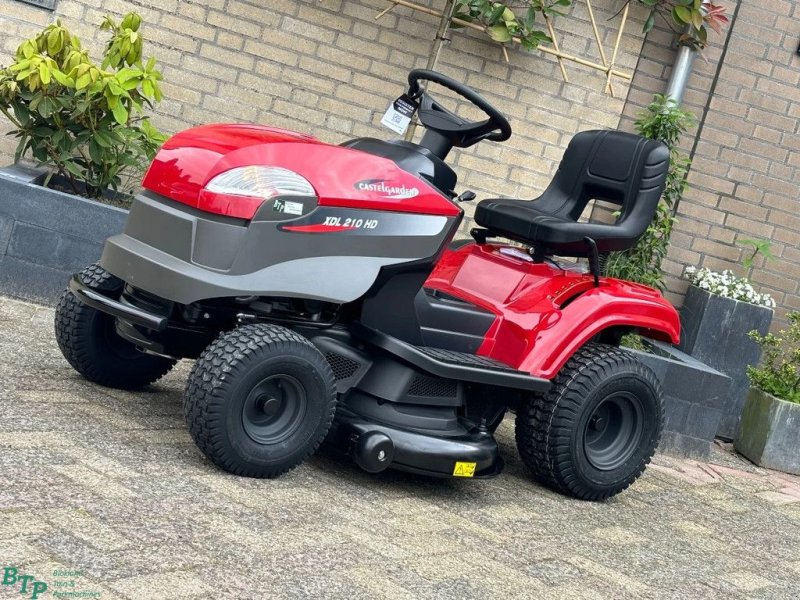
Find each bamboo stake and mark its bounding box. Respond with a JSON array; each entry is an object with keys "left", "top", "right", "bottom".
[
  {"left": 375, "top": 3, "right": 399, "bottom": 20},
  {"left": 376, "top": 0, "right": 633, "bottom": 81},
  {"left": 604, "top": 2, "right": 629, "bottom": 94},
  {"left": 584, "top": 0, "right": 614, "bottom": 96},
  {"left": 544, "top": 15, "right": 569, "bottom": 83}
]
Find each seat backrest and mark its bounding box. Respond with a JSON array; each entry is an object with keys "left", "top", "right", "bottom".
[{"left": 535, "top": 130, "right": 669, "bottom": 229}]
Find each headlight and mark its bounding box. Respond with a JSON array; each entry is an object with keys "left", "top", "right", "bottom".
[{"left": 205, "top": 166, "right": 315, "bottom": 199}]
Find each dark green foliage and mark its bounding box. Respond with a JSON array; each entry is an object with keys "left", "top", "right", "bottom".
[{"left": 748, "top": 312, "right": 800, "bottom": 404}]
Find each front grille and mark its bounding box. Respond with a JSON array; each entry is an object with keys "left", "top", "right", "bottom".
[
  {"left": 325, "top": 352, "right": 360, "bottom": 380},
  {"left": 408, "top": 375, "right": 458, "bottom": 398}
]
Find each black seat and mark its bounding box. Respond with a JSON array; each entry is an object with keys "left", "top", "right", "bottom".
[{"left": 475, "top": 130, "right": 669, "bottom": 255}]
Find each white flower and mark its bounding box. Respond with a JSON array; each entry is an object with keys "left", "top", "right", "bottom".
[{"left": 683, "top": 264, "right": 775, "bottom": 308}]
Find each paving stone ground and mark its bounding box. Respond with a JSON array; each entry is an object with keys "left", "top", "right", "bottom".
[{"left": 1, "top": 295, "right": 799, "bottom": 600}]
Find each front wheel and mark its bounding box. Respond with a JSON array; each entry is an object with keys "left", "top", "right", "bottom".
[
  {"left": 184, "top": 323, "right": 337, "bottom": 478},
  {"left": 54, "top": 264, "right": 177, "bottom": 390},
  {"left": 515, "top": 343, "right": 663, "bottom": 501}
]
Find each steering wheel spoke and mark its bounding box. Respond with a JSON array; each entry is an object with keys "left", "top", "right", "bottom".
[{"left": 408, "top": 69, "right": 512, "bottom": 154}]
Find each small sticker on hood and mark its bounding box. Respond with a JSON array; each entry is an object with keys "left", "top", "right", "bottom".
[{"left": 274, "top": 199, "right": 305, "bottom": 215}]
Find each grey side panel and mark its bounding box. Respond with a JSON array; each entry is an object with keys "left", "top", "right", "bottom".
[
  {"left": 101, "top": 193, "right": 458, "bottom": 304},
  {"left": 102, "top": 234, "right": 416, "bottom": 304}
]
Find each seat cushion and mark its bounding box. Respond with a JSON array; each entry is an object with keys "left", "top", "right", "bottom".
[{"left": 475, "top": 198, "right": 641, "bottom": 254}]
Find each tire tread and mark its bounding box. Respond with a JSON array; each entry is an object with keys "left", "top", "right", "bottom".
[
  {"left": 515, "top": 343, "right": 663, "bottom": 501},
  {"left": 54, "top": 263, "right": 176, "bottom": 390},
  {"left": 184, "top": 323, "right": 337, "bottom": 478}
]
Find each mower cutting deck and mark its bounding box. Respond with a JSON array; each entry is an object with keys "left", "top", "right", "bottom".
[{"left": 55, "top": 69, "right": 678, "bottom": 500}]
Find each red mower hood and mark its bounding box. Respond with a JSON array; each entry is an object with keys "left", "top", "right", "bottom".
[{"left": 142, "top": 123, "right": 459, "bottom": 219}]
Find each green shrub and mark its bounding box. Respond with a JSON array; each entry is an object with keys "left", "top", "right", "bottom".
[
  {"left": 0, "top": 12, "right": 164, "bottom": 200},
  {"left": 604, "top": 95, "right": 695, "bottom": 290},
  {"left": 748, "top": 312, "right": 800, "bottom": 404}
]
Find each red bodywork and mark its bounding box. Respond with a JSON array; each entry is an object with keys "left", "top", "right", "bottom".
[
  {"left": 144, "top": 123, "right": 680, "bottom": 381},
  {"left": 425, "top": 244, "right": 681, "bottom": 379},
  {"left": 142, "top": 124, "right": 459, "bottom": 219}
]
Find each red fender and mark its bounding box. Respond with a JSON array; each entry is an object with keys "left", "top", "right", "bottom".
[{"left": 425, "top": 244, "right": 680, "bottom": 380}]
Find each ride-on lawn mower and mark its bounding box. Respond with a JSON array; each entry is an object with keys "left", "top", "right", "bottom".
[{"left": 55, "top": 70, "right": 679, "bottom": 500}]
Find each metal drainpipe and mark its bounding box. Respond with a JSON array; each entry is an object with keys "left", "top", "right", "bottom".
[
  {"left": 664, "top": 3, "right": 708, "bottom": 103},
  {"left": 664, "top": 43, "right": 697, "bottom": 105}
]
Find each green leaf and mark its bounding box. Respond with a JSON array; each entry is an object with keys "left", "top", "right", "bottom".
[
  {"left": 691, "top": 10, "right": 703, "bottom": 29},
  {"left": 111, "top": 101, "right": 128, "bottom": 125},
  {"left": 525, "top": 6, "right": 536, "bottom": 28},
  {"left": 50, "top": 70, "right": 74, "bottom": 87},
  {"left": 673, "top": 6, "right": 692, "bottom": 24},
  {"left": 487, "top": 24, "right": 512, "bottom": 42},
  {"left": 12, "top": 103, "right": 30, "bottom": 125},
  {"left": 643, "top": 13, "right": 655, "bottom": 33},
  {"left": 142, "top": 79, "right": 154, "bottom": 98},
  {"left": 64, "top": 160, "right": 85, "bottom": 178},
  {"left": 38, "top": 63, "right": 52, "bottom": 86},
  {"left": 75, "top": 73, "right": 91, "bottom": 90},
  {"left": 36, "top": 95, "right": 58, "bottom": 118},
  {"left": 488, "top": 4, "right": 506, "bottom": 24},
  {"left": 93, "top": 129, "right": 112, "bottom": 148},
  {"left": 88, "top": 138, "right": 104, "bottom": 163}
]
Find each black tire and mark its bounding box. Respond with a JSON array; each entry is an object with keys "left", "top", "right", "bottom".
[
  {"left": 54, "top": 263, "right": 177, "bottom": 390},
  {"left": 184, "top": 323, "right": 337, "bottom": 478},
  {"left": 515, "top": 343, "right": 663, "bottom": 501}
]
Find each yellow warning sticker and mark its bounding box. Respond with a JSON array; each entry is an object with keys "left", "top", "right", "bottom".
[{"left": 453, "top": 462, "right": 477, "bottom": 477}]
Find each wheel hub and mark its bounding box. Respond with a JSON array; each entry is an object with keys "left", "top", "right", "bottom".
[
  {"left": 583, "top": 392, "right": 644, "bottom": 471},
  {"left": 242, "top": 375, "right": 308, "bottom": 445},
  {"left": 589, "top": 413, "right": 608, "bottom": 432},
  {"left": 258, "top": 396, "right": 280, "bottom": 417}
]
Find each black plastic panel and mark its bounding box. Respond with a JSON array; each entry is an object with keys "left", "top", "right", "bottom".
[
  {"left": 341, "top": 138, "right": 458, "bottom": 196},
  {"left": 415, "top": 288, "right": 495, "bottom": 353}
]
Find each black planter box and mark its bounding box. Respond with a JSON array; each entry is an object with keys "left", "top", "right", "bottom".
[
  {"left": 629, "top": 340, "right": 731, "bottom": 460},
  {"left": 0, "top": 165, "right": 127, "bottom": 305},
  {"left": 678, "top": 284, "right": 773, "bottom": 440}
]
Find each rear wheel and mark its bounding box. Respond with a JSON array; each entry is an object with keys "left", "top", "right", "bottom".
[
  {"left": 184, "top": 324, "right": 337, "bottom": 478},
  {"left": 54, "top": 263, "right": 177, "bottom": 390},
  {"left": 515, "top": 343, "right": 662, "bottom": 501}
]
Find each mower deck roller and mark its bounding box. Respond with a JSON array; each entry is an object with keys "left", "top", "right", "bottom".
[{"left": 56, "top": 69, "right": 679, "bottom": 501}]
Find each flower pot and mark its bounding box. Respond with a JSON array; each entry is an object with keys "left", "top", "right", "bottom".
[
  {"left": 0, "top": 164, "right": 128, "bottom": 305},
  {"left": 735, "top": 388, "right": 800, "bottom": 475},
  {"left": 628, "top": 340, "right": 731, "bottom": 459},
  {"left": 678, "top": 284, "right": 773, "bottom": 440}
]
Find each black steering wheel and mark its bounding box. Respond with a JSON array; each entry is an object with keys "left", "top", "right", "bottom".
[{"left": 407, "top": 69, "right": 512, "bottom": 150}]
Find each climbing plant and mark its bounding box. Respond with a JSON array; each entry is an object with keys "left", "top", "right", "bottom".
[
  {"left": 604, "top": 95, "right": 695, "bottom": 290},
  {"left": 452, "top": 0, "right": 570, "bottom": 48},
  {"left": 451, "top": 0, "right": 727, "bottom": 51},
  {"left": 639, "top": 0, "right": 729, "bottom": 50}
]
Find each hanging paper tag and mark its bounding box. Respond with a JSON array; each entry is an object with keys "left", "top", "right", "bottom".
[{"left": 381, "top": 94, "right": 418, "bottom": 136}]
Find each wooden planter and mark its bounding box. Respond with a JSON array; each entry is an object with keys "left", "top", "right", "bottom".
[
  {"left": 0, "top": 165, "right": 127, "bottom": 305},
  {"left": 678, "top": 284, "right": 773, "bottom": 440},
  {"left": 735, "top": 388, "right": 800, "bottom": 475}
]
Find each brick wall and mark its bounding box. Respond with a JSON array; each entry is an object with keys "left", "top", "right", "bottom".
[
  {"left": 622, "top": 0, "right": 800, "bottom": 325},
  {"left": 0, "top": 0, "right": 646, "bottom": 241},
  {"left": 2, "top": 0, "right": 797, "bottom": 321}
]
